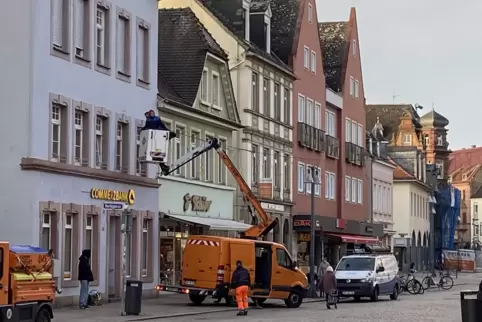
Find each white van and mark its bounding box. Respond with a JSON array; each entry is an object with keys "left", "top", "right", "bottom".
[{"left": 334, "top": 254, "right": 400, "bottom": 301}]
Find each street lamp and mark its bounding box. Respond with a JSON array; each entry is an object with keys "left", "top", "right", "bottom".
[{"left": 304, "top": 165, "right": 321, "bottom": 298}]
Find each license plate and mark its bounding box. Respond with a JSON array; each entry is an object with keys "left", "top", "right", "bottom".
[
  {"left": 165, "top": 287, "right": 177, "bottom": 292},
  {"left": 343, "top": 291, "right": 355, "bottom": 295},
  {"left": 184, "top": 280, "right": 195, "bottom": 286}
]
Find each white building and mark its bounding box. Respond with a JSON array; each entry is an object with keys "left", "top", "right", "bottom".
[{"left": 0, "top": 0, "right": 159, "bottom": 305}]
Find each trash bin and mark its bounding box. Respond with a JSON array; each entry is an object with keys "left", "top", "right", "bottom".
[
  {"left": 125, "top": 280, "right": 143, "bottom": 315},
  {"left": 460, "top": 291, "right": 482, "bottom": 322}
]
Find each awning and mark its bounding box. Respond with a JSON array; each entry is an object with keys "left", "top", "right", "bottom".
[
  {"left": 165, "top": 214, "right": 252, "bottom": 231},
  {"left": 325, "top": 233, "right": 380, "bottom": 244}
]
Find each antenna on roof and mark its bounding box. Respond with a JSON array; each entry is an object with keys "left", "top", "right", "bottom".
[{"left": 392, "top": 92, "right": 399, "bottom": 104}]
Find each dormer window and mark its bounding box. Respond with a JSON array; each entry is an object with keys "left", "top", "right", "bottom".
[
  {"left": 424, "top": 134, "right": 430, "bottom": 146},
  {"left": 437, "top": 135, "right": 443, "bottom": 146},
  {"left": 308, "top": 3, "right": 313, "bottom": 23},
  {"left": 242, "top": 0, "right": 250, "bottom": 41}
]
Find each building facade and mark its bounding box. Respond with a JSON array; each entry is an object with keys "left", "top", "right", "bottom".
[
  {"left": 470, "top": 190, "right": 482, "bottom": 247},
  {"left": 156, "top": 8, "right": 248, "bottom": 285},
  {"left": 159, "top": 0, "right": 296, "bottom": 248},
  {"left": 0, "top": 0, "right": 160, "bottom": 305}
]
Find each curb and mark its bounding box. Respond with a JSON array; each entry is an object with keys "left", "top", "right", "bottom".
[{"left": 127, "top": 308, "right": 233, "bottom": 321}]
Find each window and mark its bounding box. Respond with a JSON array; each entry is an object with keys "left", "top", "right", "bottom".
[
  {"left": 325, "top": 172, "right": 335, "bottom": 200},
  {"left": 308, "top": 3, "right": 313, "bottom": 23},
  {"left": 64, "top": 214, "right": 73, "bottom": 280},
  {"left": 116, "top": 11, "right": 131, "bottom": 78},
  {"left": 174, "top": 126, "right": 185, "bottom": 176},
  {"left": 52, "top": 0, "right": 70, "bottom": 56},
  {"left": 345, "top": 176, "right": 351, "bottom": 201},
  {"left": 314, "top": 167, "right": 321, "bottom": 196},
  {"left": 95, "top": 5, "right": 110, "bottom": 69},
  {"left": 357, "top": 124, "right": 363, "bottom": 147},
  {"left": 354, "top": 80, "right": 359, "bottom": 98},
  {"left": 303, "top": 46, "right": 309, "bottom": 69},
  {"left": 85, "top": 215, "right": 93, "bottom": 264},
  {"left": 314, "top": 102, "right": 322, "bottom": 129},
  {"left": 276, "top": 248, "right": 293, "bottom": 268},
  {"left": 201, "top": 69, "right": 209, "bottom": 102},
  {"left": 306, "top": 166, "right": 312, "bottom": 195},
  {"left": 437, "top": 136, "right": 443, "bottom": 146},
  {"left": 212, "top": 72, "right": 220, "bottom": 107},
  {"left": 274, "top": 83, "right": 281, "bottom": 121},
  {"left": 73, "top": 110, "right": 89, "bottom": 166},
  {"left": 373, "top": 184, "right": 377, "bottom": 212},
  {"left": 136, "top": 125, "right": 147, "bottom": 176},
  {"left": 205, "top": 135, "right": 214, "bottom": 181},
  {"left": 297, "top": 163, "right": 305, "bottom": 192},
  {"left": 306, "top": 99, "right": 314, "bottom": 126},
  {"left": 263, "top": 77, "right": 270, "bottom": 117},
  {"left": 349, "top": 77, "right": 355, "bottom": 96},
  {"left": 424, "top": 134, "right": 430, "bottom": 146},
  {"left": 298, "top": 95, "right": 305, "bottom": 122},
  {"left": 41, "top": 213, "right": 52, "bottom": 251},
  {"left": 252, "top": 145, "right": 259, "bottom": 184},
  {"left": 263, "top": 148, "right": 271, "bottom": 179},
  {"left": 252, "top": 72, "right": 259, "bottom": 112},
  {"left": 325, "top": 110, "right": 335, "bottom": 136},
  {"left": 136, "top": 19, "right": 150, "bottom": 86},
  {"left": 351, "top": 121, "right": 357, "bottom": 144},
  {"left": 190, "top": 131, "right": 200, "bottom": 179},
  {"left": 218, "top": 138, "right": 227, "bottom": 184},
  {"left": 115, "top": 122, "right": 129, "bottom": 172},
  {"left": 95, "top": 115, "right": 108, "bottom": 169},
  {"left": 284, "top": 154, "right": 290, "bottom": 190},
  {"left": 357, "top": 179, "right": 363, "bottom": 204},
  {"left": 351, "top": 178, "right": 357, "bottom": 203},
  {"left": 352, "top": 39, "right": 357, "bottom": 57},
  {"left": 142, "top": 218, "right": 149, "bottom": 276},
  {"left": 274, "top": 151, "right": 280, "bottom": 188},
  {"left": 74, "top": 0, "right": 90, "bottom": 60},
  {"left": 283, "top": 87, "right": 290, "bottom": 125},
  {"left": 345, "top": 118, "right": 351, "bottom": 143},
  {"left": 310, "top": 50, "right": 316, "bottom": 73},
  {"left": 51, "top": 105, "right": 62, "bottom": 161},
  {"left": 402, "top": 133, "right": 412, "bottom": 145}
]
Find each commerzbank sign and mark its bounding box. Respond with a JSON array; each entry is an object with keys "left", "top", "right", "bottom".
[{"left": 90, "top": 188, "right": 136, "bottom": 205}]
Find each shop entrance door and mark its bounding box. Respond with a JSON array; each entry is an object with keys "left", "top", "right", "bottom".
[
  {"left": 108, "top": 216, "right": 121, "bottom": 299},
  {"left": 159, "top": 237, "right": 187, "bottom": 286}
]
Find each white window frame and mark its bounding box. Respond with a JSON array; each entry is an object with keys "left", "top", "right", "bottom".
[
  {"left": 351, "top": 121, "right": 357, "bottom": 144},
  {"left": 74, "top": 111, "right": 83, "bottom": 165},
  {"left": 345, "top": 176, "right": 351, "bottom": 201},
  {"left": 310, "top": 50, "right": 316, "bottom": 73},
  {"left": 303, "top": 46, "right": 309, "bottom": 69},
  {"left": 96, "top": 7, "right": 106, "bottom": 66},
  {"left": 204, "top": 133, "right": 215, "bottom": 181},
  {"left": 351, "top": 178, "right": 357, "bottom": 203},
  {"left": 345, "top": 118, "right": 351, "bottom": 143},
  {"left": 95, "top": 117, "right": 103, "bottom": 168},
  {"left": 85, "top": 215, "right": 93, "bottom": 263},
  {"left": 354, "top": 79, "right": 359, "bottom": 99},
  {"left": 325, "top": 110, "right": 335, "bottom": 136},
  {"left": 314, "top": 102, "right": 322, "bottom": 129},
  {"left": 136, "top": 126, "right": 141, "bottom": 174},
  {"left": 357, "top": 124, "right": 363, "bottom": 147},
  {"left": 201, "top": 68, "right": 209, "bottom": 103},
  {"left": 308, "top": 3, "right": 313, "bottom": 23},
  {"left": 74, "top": 0, "right": 86, "bottom": 57},
  {"left": 211, "top": 71, "right": 221, "bottom": 108},
  {"left": 349, "top": 77, "right": 355, "bottom": 96},
  {"left": 142, "top": 218, "right": 148, "bottom": 276},
  {"left": 41, "top": 213, "right": 52, "bottom": 251},
  {"left": 306, "top": 98, "right": 314, "bottom": 126},
  {"left": 217, "top": 137, "right": 228, "bottom": 184},
  {"left": 402, "top": 133, "right": 412, "bottom": 145},
  {"left": 357, "top": 179, "right": 363, "bottom": 204},
  {"left": 297, "top": 162, "right": 305, "bottom": 192},
  {"left": 298, "top": 94, "right": 305, "bottom": 122},
  {"left": 51, "top": 105, "right": 61, "bottom": 162},
  {"left": 190, "top": 129, "right": 200, "bottom": 179},
  {"left": 437, "top": 135, "right": 443, "bottom": 146},
  {"left": 64, "top": 214, "right": 73, "bottom": 280},
  {"left": 305, "top": 166, "right": 312, "bottom": 195},
  {"left": 115, "top": 122, "right": 123, "bottom": 171},
  {"left": 262, "top": 147, "right": 271, "bottom": 179},
  {"left": 329, "top": 173, "right": 335, "bottom": 200},
  {"left": 174, "top": 126, "right": 185, "bottom": 176},
  {"left": 314, "top": 167, "right": 321, "bottom": 196}
]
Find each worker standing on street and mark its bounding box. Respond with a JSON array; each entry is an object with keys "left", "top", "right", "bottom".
[
  {"left": 230, "top": 260, "right": 250, "bottom": 316},
  {"left": 78, "top": 249, "right": 94, "bottom": 309}
]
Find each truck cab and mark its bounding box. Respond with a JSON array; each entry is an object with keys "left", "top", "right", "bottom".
[{"left": 0, "top": 242, "right": 56, "bottom": 321}]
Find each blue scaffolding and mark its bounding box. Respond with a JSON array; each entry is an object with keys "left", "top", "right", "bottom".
[{"left": 434, "top": 186, "right": 460, "bottom": 260}]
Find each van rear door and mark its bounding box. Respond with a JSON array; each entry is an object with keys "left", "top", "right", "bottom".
[
  {"left": 229, "top": 242, "right": 255, "bottom": 286},
  {"left": 182, "top": 238, "right": 221, "bottom": 289}
]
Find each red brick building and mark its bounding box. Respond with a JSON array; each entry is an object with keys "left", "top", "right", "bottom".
[{"left": 271, "top": 4, "right": 382, "bottom": 267}]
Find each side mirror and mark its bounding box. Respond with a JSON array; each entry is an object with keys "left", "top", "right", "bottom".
[{"left": 376, "top": 266, "right": 385, "bottom": 273}]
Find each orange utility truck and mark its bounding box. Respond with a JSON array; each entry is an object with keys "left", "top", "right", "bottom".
[
  {"left": 151, "top": 138, "right": 308, "bottom": 308},
  {"left": 0, "top": 243, "right": 57, "bottom": 321}
]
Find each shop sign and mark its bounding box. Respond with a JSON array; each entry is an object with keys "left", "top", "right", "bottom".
[
  {"left": 90, "top": 188, "right": 135, "bottom": 205},
  {"left": 261, "top": 202, "right": 285, "bottom": 212},
  {"left": 183, "top": 194, "right": 212, "bottom": 212},
  {"left": 365, "top": 226, "right": 373, "bottom": 233},
  {"left": 294, "top": 220, "right": 311, "bottom": 227},
  {"left": 298, "top": 233, "right": 311, "bottom": 242}
]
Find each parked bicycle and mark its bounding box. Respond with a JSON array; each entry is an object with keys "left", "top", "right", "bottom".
[
  {"left": 399, "top": 270, "right": 424, "bottom": 295},
  {"left": 421, "top": 271, "right": 454, "bottom": 290}
]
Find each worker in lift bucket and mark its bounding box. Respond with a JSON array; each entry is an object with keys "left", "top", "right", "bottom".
[
  {"left": 141, "top": 110, "right": 176, "bottom": 139},
  {"left": 230, "top": 260, "right": 250, "bottom": 316}
]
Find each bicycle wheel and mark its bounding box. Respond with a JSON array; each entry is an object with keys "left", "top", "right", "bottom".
[
  {"left": 440, "top": 276, "right": 454, "bottom": 290},
  {"left": 407, "top": 279, "right": 423, "bottom": 295},
  {"left": 421, "top": 276, "right": 431, "bottom": 290}
]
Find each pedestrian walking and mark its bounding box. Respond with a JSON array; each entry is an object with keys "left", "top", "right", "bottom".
[
  {"left": 317, "top": 258, "right": 330, "bottom": 297},
  {"left": 320, "top": 266, "right": 337, "bottom": 309},
  {"left": 78, "top": 249, "right": 94, "bottom": 309},
  {"left": 230, "top": 260, "right": 251, "bottom": 316}
]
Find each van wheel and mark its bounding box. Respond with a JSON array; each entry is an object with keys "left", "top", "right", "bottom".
[
  {"left": 390, "top": 284, "right": 399, "bottom": 300},
  {"left": 189, "top": 294, "right": 206, "bottom": 305},
  {"left": 35, "top": 308, "right": 51, "bottom": 322},
  {"left": 284, "top": 291, "right": 303, "bottom": 308},
  {"left": 225, "top": 296, "right": 237, "bottom": 307},
  {"left": 251, "top": 297, "right": 267, "bottom": 305},
  {"left": 370, "top": 286, "right": 379, "bottom": 302}
]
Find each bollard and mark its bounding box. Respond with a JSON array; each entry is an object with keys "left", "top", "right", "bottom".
[{"left": 460, "top": 291, "right": 482, "bottom": 322}]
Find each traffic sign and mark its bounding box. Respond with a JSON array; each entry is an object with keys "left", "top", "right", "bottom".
[{"left": 103, "top": 202, "right": 125, "bottom": 210}]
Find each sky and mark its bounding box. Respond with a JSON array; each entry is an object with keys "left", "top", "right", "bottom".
[{"left": 315, "top": 0, "right": 482, "bottom": 149}]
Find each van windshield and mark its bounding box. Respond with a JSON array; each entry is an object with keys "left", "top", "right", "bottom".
[{"left": 336, "top": 257, "right": 375, "bottom": 271}]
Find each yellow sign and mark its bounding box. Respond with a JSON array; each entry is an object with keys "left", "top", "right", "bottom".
[{"left": 90, "top": 188, "right": 135, "bottom": 205}]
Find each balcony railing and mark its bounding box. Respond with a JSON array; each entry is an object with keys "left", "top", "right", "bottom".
[
  {"left": 297, "top": 122, "right": 326, "bottom": 152},
  {"left": 345, "top": 142, "right": 364, "bottom": 167},
  {"left": 326, "top": 135, "right": 340, "bottom": 159}
]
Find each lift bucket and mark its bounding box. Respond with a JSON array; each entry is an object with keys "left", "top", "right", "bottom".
[{"left": 138, "top": 130, "right": 170, "bottom": 164}]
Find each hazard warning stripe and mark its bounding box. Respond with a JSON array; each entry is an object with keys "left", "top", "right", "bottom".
[{"left": 187, "top": 239, "right": 220, "bottom": 247}]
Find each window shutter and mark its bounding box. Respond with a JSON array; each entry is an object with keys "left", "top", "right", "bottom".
[
  {"left": 117, "top": 18, "right": 126, "bottom": 70},
  {"left": 74, "top": 0, "right": 85, "bottom": 51},
  {"left": 52, "top": 0, "right": 63, "bottom": 47}
]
